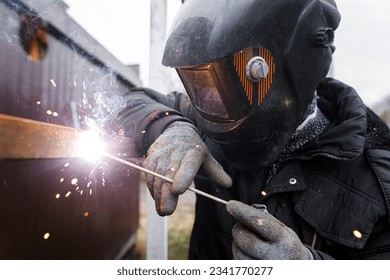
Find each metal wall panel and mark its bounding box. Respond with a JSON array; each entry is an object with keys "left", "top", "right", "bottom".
[{"left": 0, "top": 0, "right": 141, "bottom": 259}]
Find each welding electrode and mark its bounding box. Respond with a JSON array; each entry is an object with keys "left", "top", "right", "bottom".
[{"left": 102, "top": 153, "right": 228, "bottom": 205}]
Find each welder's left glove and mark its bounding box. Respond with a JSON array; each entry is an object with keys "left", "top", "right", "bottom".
[
  {"left": 226, "top": 200, "right": 312, "bottom": 260},
  {"left": 143, "top": 121, "right": 232, "bottom": 216}
]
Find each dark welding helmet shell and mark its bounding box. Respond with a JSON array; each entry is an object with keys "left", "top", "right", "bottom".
[{"left": 163, "top": 0, "right": 341, "bottom": 168}]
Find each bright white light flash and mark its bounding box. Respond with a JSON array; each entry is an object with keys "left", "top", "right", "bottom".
[{"left": 76, "top": 130, "right": 107, "bottom": 162}]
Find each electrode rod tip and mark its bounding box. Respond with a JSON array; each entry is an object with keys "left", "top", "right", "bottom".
[{"left": 188, "top": 186, "right": 228, "bottom": 205}]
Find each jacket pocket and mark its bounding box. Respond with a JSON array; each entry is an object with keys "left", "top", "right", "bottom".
[{"left": 295, "top": 174, "right": 384, "bottom": 249}]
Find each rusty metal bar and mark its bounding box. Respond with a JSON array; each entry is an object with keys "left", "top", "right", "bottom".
[
  {"left": 0, "top": 113, "right": 135, "bottom": 159},
  {"left": 0, "top": 113, "right": 80, "bottom": 159}
]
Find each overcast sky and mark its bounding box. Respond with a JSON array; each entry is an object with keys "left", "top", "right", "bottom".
[{"left": 63, "top": 0, "right": 390, "bottom": 107}]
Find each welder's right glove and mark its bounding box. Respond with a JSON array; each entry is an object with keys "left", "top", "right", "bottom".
[
  {"left": 227, "top": 200, "right": 312, "bottom": 260},
  {"left": 143, "top": 121, "right": 232, "bottom": 216}
]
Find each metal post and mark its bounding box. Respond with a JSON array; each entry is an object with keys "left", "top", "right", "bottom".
[{"left": 147, "top": 0, "right": 168, "bottom": 260}]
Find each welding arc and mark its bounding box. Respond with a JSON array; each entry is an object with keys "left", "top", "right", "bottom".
[{"left": 102, "top": 153, "right": 228, "bottom": 205}]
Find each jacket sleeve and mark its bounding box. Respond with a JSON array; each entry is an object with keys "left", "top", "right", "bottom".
[
  {"left": 119, "top": 87, "right": 195, "bottom": 156},
  {"left": 305, "top": 246, "right": 334, "bottom": 260}
]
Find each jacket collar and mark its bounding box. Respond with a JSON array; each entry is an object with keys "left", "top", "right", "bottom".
[{"left": 305, "top": 78, "right": 367, "bottom": 160}]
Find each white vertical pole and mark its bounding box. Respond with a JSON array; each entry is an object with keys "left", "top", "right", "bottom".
[{"left": 147, "top": 0, "right": 168, "bottom": 260}]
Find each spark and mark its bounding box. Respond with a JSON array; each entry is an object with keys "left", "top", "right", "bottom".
[
  {"left": 59, "top": 178, "right": 64, "bottom": 183},
  {"left": 36, "top": 101, "right": 41, "bottom": 105},
  {"left": 65, "top": 191, "right": 71, "bottom": 197},
  {"left": 95, "top": 93, "right": 102, "bottom": 104},
  {"left": 283, "top": 98, "right": 293, "bottom": 108},
  {"left": 52, "top": 112, "right": 59, "bottom": 117},
  {"left": 71, "top": 178, "right": 78, "bottom": 185},
  {"left": 50, "top": 79, "right": 57, "bottom": 88},
  {"left": 55, "top": 194, "right": 60, "bottom": 199},
  {"left": 261, "top": 191, "right": 267, "bottom": 196},
  {"left": 43, "top": 233, "right": 50, "bottom": 240},
  {"left": 64, "top": 163, "right": 70, "bottom": 167},
  {"left": 83, "top": 92, "right": 87, "bottom": 105},
  {"left": 46, "top": 110, "right": 52, "bottom": 115}
]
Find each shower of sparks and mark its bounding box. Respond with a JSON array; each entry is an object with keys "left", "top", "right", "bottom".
[{"left": 73, "top": 128, "right": 225, "bottom": 204}]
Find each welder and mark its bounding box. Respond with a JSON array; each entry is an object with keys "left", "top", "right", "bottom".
[{"left": 120, "top": 0, "right": 390, "bottom": 259}]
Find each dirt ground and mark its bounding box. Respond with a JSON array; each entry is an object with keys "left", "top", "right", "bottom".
[{"left": 134, "top": 180, "right": 196, "bottom": 260}]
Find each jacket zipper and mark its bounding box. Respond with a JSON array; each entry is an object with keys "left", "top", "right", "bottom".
[{"left": 280, "top": 152, "right": 349, "bottom": 165}]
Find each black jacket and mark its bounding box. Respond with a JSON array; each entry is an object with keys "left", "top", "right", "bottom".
[{"left": 121, "top": 78, "right": 390, "bottom": 259}]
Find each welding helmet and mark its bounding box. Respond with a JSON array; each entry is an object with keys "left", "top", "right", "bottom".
[{"left": 163, "top": 0, "right": 341, "bottom": 168}]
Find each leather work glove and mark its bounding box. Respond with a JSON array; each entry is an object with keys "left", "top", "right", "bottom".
[
  {"left": 143, "top": 121, "right": 232, "bottom": 216},
  {"left": 226, "top": 200, "right": 312, "bottom": 260}
]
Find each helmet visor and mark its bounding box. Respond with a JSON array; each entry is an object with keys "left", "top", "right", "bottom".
[{"left": 178, "top": 65, "right": 230, "bottom": 120}]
